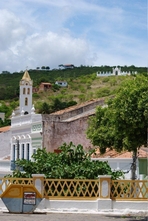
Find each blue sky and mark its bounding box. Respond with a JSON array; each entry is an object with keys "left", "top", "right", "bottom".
[{"left": 0, "top": 0, "right": 147, "bottom": 73}]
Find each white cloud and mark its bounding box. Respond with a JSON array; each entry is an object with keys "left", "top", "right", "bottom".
[
  {"left": 0, "top": 10, "right": 26, "bottom": 50},
  {"left": 0, "top": 31, "right": 90, "bottom": 72},
  {"left": 0, "top": 0, "right": 147, "bottom": 73}
]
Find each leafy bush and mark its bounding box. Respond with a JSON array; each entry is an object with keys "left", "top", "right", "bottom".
[
  {"left": 33, "top": 93, "right": 40, "bottom": 98},
  {"left": 78, "top": 94, "right": 86, "bottom": 102},
  {"left": 101, "top": 77, "right": 110, "bottom": 82},
  {"left": 9, "top": 142, "right": 124, "bottom": 180},
  {"left": 96, "top": 87, "right": 111, "bottom": 98},
  {"left": 52, "top": 84, "right": 60, "bottom": 91},
  {"left": 79, "top": 86, "right": 86, "bottom": 93}
]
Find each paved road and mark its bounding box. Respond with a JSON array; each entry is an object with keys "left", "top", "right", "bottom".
[{"left": 0, "top": 212, "right": 147, "bottom": 221}]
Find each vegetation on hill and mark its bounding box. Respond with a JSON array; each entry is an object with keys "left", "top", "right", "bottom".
[{"left": 0, "top": 65, "right": 147, "bottom": 127}]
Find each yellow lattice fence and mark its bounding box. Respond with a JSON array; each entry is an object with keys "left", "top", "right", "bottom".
[
  {"left": 111, "top": 179, "right": 148, "bottom": 201},
  {"left": 0, "top": 177, "right": 33, "bottom": 197},
  {"left": 0, "top": 177, "right": 147, "bottom": 201},
  {"left": 44, "top": 179, "right": 100, "bottom": 200}
]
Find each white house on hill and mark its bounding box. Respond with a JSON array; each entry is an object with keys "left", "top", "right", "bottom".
[{"left": 97, "top": 66, "right": 137, "bottom": 76}]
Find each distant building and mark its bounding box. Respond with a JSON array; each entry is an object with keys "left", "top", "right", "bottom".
[
  {"left": 97, "top": 66, "right": 137, "bottom": 77},
  {"left": 33, "top": 82, "right": 52, "bottom": 93},
  {"left": 55, "top": 81, "right": 68, "bottom": 87},
  {"left": 59, "top": 64, "right": 74, "bottom": 69},
  {"left": 38, "top": 82, "right": 52, "bottom": 91}
]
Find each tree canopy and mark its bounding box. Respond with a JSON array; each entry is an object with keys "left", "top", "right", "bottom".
[{"left": 87, "top": 75, "right": 148, "bottom": 179}]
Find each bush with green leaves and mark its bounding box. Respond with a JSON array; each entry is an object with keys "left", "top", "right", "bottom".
[
  {"left": 9, "top": 142, "right": 123, "bottom": 180},
  {"left": 96, "top": 87, "right": 111, "bottom": 98},
  {"left": 33, "top": 93, "right": 40, "bottom": 98}
]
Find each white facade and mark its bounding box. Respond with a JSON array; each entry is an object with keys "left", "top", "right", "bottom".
[
  {"left": 92, "top": 158, "right": 139, "bottom": 179},
  {"left": 55, "top": 81, "right": 68, "bottom": 87},
  {"left": 0, "top": 130, "right": 11, "bottom": 160},
  {"left": 10, "top": 70, "right": 43, "bottom": 170},
  {"left": 97, "top": 66, "right": 137, "bottom": 76}
]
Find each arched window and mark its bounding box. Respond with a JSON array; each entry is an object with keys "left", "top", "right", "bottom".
[
  {"left": 26, "top": 143, "right": 30, "bottom": 160},
  {"left": 25, "top": 97, "right": 28, "bottom": 106},
  {"left": 27, "top": 88, "right": 30, "bottom": 94},
  {"left": 23, "top": 88, "right": 26, "bottom": 94},
  {"left": 22, "top": 144, "right": 24, "bottom": 159},
  {"left": 13, "top": 145, "right": 15, "bottom": 161}
]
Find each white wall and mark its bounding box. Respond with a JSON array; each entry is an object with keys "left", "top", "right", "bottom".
[
  {"left": 91, "top": 158, "right": 139, "bottom": 179},
  {"left": 0, "top": 130, "right": 11, "bottom": 159}
]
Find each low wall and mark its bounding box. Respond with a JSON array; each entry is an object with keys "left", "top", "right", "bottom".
[
  {"left": 0, "top": 176, "right": 147, "bottom": 215},
  {"left": 36, "top": 198, "right": 148, "bottom": 213},
  {"left": 0, "top": 198, "right": 147, "bottom": 214}
]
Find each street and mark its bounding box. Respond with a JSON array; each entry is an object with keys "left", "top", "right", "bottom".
[{"left": 0, "top": 212, "right": 147, "bottom": 221}]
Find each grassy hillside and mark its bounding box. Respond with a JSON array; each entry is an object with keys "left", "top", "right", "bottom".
[{"left": 0, "top": 65, "right": 147, "bottom": 126}]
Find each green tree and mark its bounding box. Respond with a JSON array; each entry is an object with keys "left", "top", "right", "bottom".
[
  {"left": 39, "top": 102, "right": 51, "bottom": 114},
  {"left": 41, "top": 66, "right": 46, "bottom": 70},
  {"left": 45, "top": 66, "right": 50, "bottom": 70},
  {"left": 87, "top": 75, "right": 148, "bottom": 180}
]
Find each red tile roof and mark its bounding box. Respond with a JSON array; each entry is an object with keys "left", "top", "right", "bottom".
[
  {"left": 92, "top": 147, "right": 148, "bottom": 159},
  {"left": 40, "top": 82, "right": 51, "bottom": 85},
  {"left": 0, "top": 126, "right": 10, "bottom": 133}
]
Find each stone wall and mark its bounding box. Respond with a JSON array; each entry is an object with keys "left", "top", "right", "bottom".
[
  {"left": 45, "top": 98, "right": 105, "bottom": 122},
  {"left": 42, "top": 115, "right": 94, "bottom": 152},
  {"left": 42, "top": 98, "right": 106, "bottom": 152}
]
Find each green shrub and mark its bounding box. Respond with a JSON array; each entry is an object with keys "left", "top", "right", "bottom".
[
  {"left": 78, "top": 94, "right": 86, "bottom": 102},
  {"left": 101, "top": 77, "right": 110, "bottom": 82},
  {"left": 9, "top": 142, "right": 124, "bottom": 179},
  {"left": 33, "top": 93, "right": 40, "bottom": 98},
  {"left": 96, "top": 87, "right": 111, "bottom": 98},
  {"left": 79, "top": 86, "right": 86, "bottom": 93}
]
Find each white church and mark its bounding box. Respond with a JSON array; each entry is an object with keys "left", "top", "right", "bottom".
[
  {"left": 10, "top": 70, "right": 43, "bottom": 169},
  {"left": 97, "top": 66, "right": 137, "bottom": 77}
]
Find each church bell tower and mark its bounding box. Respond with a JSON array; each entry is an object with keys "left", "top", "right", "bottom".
[{"left": 19, "top": 70, "right": 33, "bottom": 115}]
